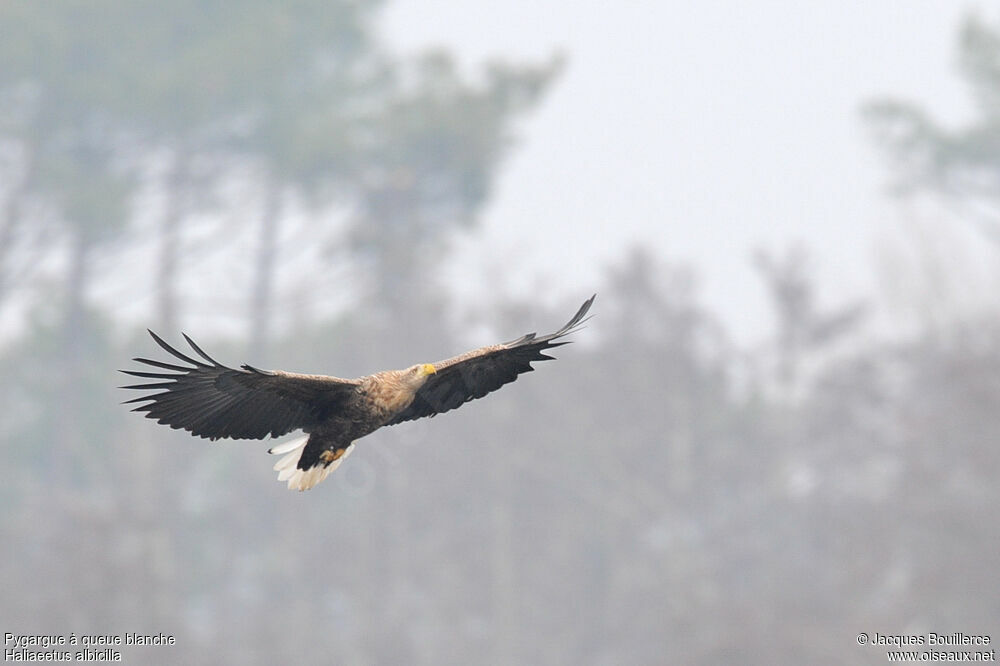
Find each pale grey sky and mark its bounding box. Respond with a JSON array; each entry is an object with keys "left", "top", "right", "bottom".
[{"left": 381, "top": 1, "right": 987, "bottom": 341}]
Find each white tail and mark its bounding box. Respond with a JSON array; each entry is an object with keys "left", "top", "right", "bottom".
[{"left": 268, "top": 435, "right": 355, "bottom": 492}]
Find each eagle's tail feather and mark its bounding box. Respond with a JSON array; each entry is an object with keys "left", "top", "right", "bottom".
[
  {"left": 268, "top": 434, "right": 309, "bottom": 456},
  {"left": 268, "top": 435, "right": 354, "bottom": 492}
]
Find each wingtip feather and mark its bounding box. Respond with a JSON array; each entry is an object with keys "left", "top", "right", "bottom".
[
  {"left": 182, "top": 333, "right": 221, "bottom": 366},
  {"left": 147, "top": 329, "right": 206, "bottom": 368}
]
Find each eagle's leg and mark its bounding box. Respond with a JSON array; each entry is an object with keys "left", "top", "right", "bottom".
[{"left": 319, "top": 447, "right": 350, "bottom": 464}]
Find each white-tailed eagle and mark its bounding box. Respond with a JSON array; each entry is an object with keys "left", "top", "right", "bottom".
[{"left": 121, "top": 295, "right": 594, "bottom": 491}]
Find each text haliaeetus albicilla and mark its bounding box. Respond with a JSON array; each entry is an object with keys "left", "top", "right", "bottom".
[{"left": 121, "top": 295, "right": 594, "bottom": 491}]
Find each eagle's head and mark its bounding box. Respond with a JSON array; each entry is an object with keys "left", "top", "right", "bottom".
[{"left": 402, "top": 363, "right": 436, "bottom": 390}]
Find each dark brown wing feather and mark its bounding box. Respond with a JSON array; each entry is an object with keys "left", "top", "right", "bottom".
[
  {"left": 120, "top": 331, "right": 360, "bottom": 440},
  {"left": 386, "top": 294, "right": 595, "bottom": 426}
]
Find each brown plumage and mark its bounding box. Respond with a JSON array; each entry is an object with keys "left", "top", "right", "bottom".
[{"left": 121, "top": 295, "right": 594, "bottom": 491}]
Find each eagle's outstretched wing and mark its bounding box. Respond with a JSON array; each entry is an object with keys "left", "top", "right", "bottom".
[
  {"left": 120, "top": 331, "right": 359, "bottom": 440},
  {"left": 386, "top": 295, "right": 595, "bottom": 426}
]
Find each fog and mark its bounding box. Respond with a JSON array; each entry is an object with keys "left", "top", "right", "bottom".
[{"left": 1, "top": 3, "right": 997, "bottom": 664}]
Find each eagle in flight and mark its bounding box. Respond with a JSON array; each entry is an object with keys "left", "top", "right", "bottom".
[{"left": 121, "top": 295, "right": 594, "bottom": 491}]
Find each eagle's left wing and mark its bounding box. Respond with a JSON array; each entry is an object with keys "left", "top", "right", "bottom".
[
  {"left": 121, "top": 331, "right": 360, "bottom": 440},
  {"left": 386, "top": 295, "right": 594, "bottom": 426}
]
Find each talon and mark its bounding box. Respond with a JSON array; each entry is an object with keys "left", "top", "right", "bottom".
[{"left": 320, "top": 448, "right": 348, "bottom": 464}]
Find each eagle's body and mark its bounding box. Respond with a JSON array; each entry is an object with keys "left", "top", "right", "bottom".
[{"left": 121, "top": 295, "right": 594, "bottom": 491}]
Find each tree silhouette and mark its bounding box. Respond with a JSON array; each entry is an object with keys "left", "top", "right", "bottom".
[{"left": 865, "top": 13, "right": 1000, "bottom": 247}]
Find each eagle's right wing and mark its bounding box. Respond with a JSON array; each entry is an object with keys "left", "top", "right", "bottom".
[
  {"left": 386, "top": 295, "right": 595, "bottom": 425},
  {"left": 120, "top": 331, "right": 359, "bottom": 441}
]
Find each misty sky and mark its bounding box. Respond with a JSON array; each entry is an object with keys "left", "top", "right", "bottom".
[{"left": 381, "top": 1, "right": 987, "bottom": 342}]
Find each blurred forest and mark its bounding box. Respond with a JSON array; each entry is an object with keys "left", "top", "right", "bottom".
[{"left": 1, "top": 3, "right": 998, "bottom": 665}]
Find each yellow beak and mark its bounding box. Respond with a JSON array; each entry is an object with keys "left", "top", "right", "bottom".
[{"left": 421, "top": 363, "right": 437, "bottom": 376}]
